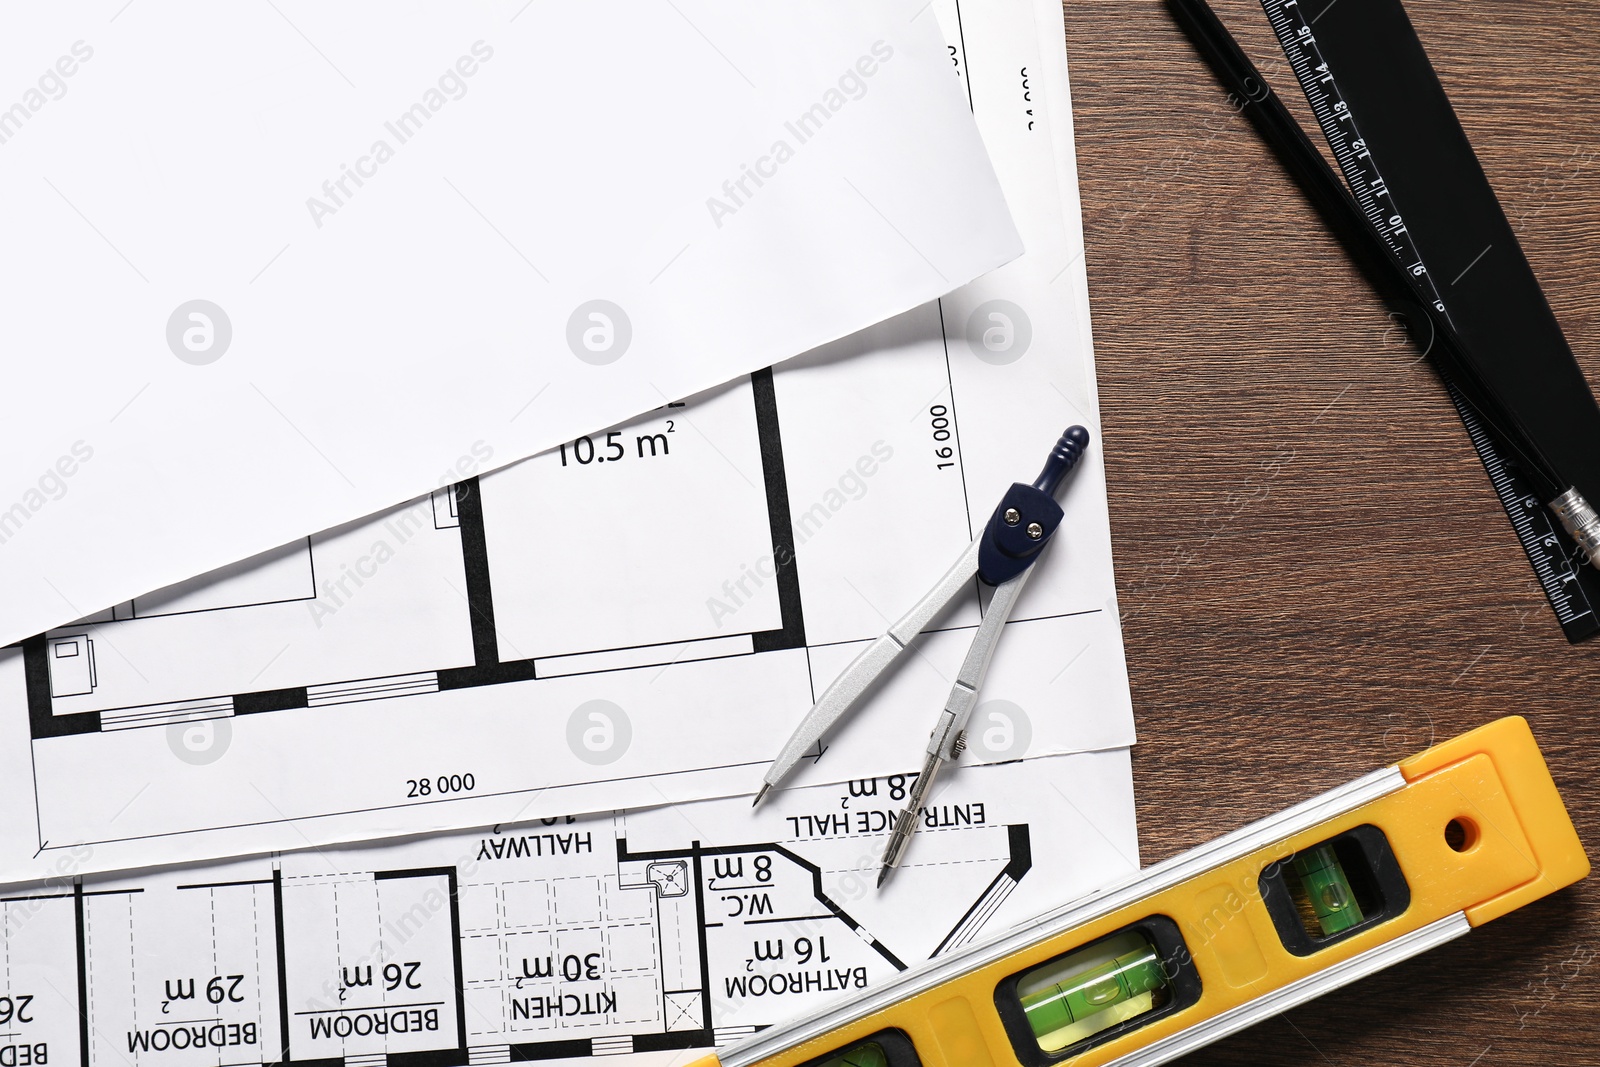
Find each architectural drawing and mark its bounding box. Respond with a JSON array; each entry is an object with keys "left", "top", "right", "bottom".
[
  {"left": 0, "top": 0, "right": 1132, "bottom": 882},
  {"left": 24, "top": 377, "right": 790, "bottom": 737},
  {"left": 0, "top": 754, "right": 1137, "bottom": 1067}
]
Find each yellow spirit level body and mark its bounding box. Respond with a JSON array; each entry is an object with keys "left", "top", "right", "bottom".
[{"left": 693, "top": 716, "right": 1588, "bottom": 1067}]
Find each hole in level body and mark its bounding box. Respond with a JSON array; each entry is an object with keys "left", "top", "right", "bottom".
[{"left": 1445, "top": 817, "right": 1479, "bottom": 852}]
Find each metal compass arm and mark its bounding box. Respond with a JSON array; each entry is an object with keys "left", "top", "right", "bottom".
[
  {"left": 751, "top": 538, "right": 982, "bottom": 809},
  {"left": 878, "top": 563, "right": 1035, "bottom": 884}
]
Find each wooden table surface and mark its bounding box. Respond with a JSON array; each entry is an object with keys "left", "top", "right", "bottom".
[{"left": 1062, "top": 0, "right": 1600, "bottom": 1062}]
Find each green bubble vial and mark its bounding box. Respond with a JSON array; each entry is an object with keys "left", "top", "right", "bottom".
[
  {"left": 812, "top": 1041, "right": 889, "bottom": 1067},
  {"left": 1016, "top": 930, "right": 1171, "bottom": 1053},
  {"left": 1291, "top": 843, "right": 1366, "bottom": 936}
]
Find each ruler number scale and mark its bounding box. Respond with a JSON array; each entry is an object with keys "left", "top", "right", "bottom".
[
  {"left": 1260, "top": 0, "right": 1599, "bottom": 639},
  {"left": 1262, "top": 0, "right": 1449, "bottom": 316}
]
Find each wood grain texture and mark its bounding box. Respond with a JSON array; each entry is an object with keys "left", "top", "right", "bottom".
[{"left": 1059, "top": 0, "right": 1600, "bottom": 1062}]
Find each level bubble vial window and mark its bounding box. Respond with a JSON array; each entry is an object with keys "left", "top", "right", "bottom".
[
  {"left": 995, "top": 917, "right": 1201, "bottom": 1062},
  {"left": 798, "top": 1029, "right": 921, "bottom": 1067},
  {"left": 1259, "top": 825, "right": 1411, "bottom": 956},
  {"left": 812, "top": 1043, "right": 886, "bottom": 1067},
  {"left": 1018, "top": 929, "right": 1167, "bottom": 1052},
  {"left": 1291, "top": 842, "right": 1366, "bottom": 936}
]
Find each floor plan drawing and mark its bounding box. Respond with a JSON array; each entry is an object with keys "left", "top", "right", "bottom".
[
  {"left": 0, "top": 0, "right": 1131, "bottom": 885},
  {"left": 23, "top": 376, "right": 787, "bottom": 738},
  {"left": 0, "top": 753, "right": 1137, "bottom": 1067}
]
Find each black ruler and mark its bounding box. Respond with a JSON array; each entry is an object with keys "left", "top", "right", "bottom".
[{"left": 1261, "top": 0, "right": 1600, "bottom": 642}]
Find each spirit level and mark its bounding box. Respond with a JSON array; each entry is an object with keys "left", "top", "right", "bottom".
[{"left": 693, "top": 716, "right": 1587, "bottom": 1067}]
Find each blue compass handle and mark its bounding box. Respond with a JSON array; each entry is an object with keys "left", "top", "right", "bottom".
[
  {"left": 977, "top": 426, "right": 1093, "bottom": 586},
  {"left": 1033, "top": 425, "right": 1093, "bottom": 495}
]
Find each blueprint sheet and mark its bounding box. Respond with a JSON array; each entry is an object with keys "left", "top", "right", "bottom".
[
  {"left": 0, "top": 0, "right": 1129, "bottom": 884},
  {"left": 0, "top": 751, "right": 1136, "bottom": 1067}
]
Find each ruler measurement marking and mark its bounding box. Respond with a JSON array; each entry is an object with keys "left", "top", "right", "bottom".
[
  {"left": 1460, "top": 399, "right": 1590, "bottom": 621},
  {"left": 1458, "top": 387, "right": 1591, "bottom": 622}
]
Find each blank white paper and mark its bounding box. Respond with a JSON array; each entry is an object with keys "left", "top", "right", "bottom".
[{"left": 0, "top": 0, "right": 1021, "bottom": 648}]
